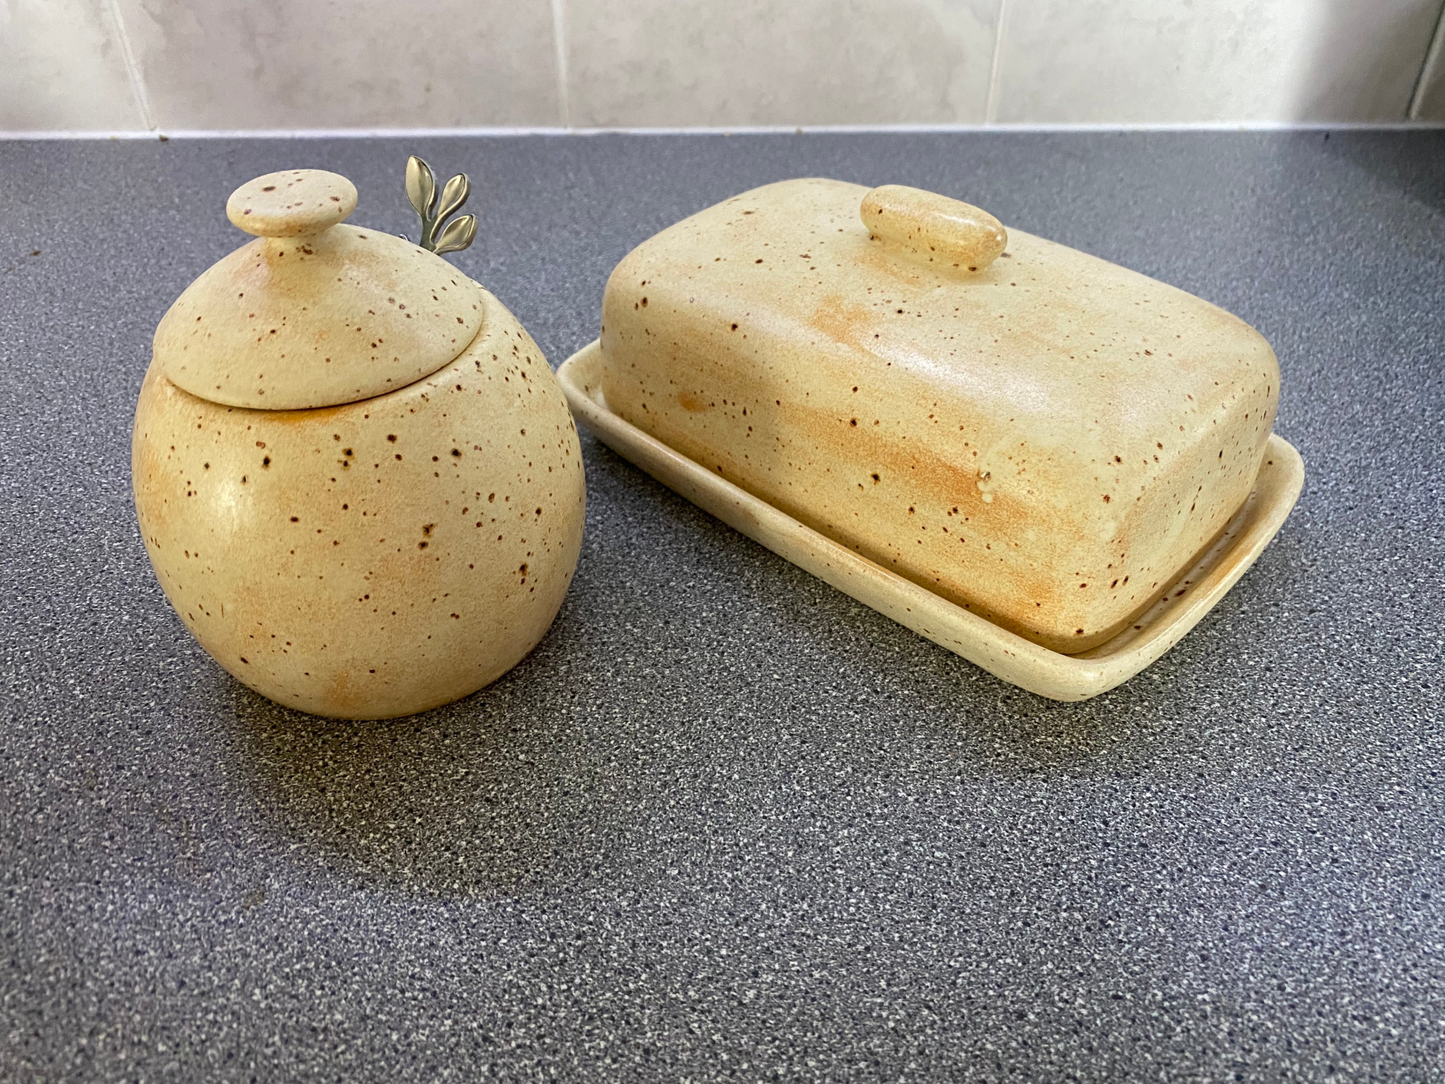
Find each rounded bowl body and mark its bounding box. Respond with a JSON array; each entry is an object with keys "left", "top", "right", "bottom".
[{"left": 133, "top": 288, "right": 585, "bottom": 718}]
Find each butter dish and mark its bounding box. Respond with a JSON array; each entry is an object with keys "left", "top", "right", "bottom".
[{"left": 559, "top": 179, "right": 1303, "bottom": 699}]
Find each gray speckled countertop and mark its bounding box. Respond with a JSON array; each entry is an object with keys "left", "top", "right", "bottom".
[{"left": 1, "top": 131, "right": 1442, "bottom": 1083}]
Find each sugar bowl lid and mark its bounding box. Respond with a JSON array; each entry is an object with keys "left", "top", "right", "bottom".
[{"left": 153, "top": 165, "right": 483, "bottom": 410}]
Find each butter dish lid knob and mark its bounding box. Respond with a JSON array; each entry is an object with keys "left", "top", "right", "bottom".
[
  {"left": 861, "top": 185, "right": 1007, "bottom": 272},
  {"left": 225, "top": 169, "right": 358, "bottom": 238}
]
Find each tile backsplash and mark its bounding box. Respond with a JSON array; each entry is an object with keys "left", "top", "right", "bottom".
[
  {"left": 993, "top": 0, "right": 1443, "bottom": 123},
  {"left": 1, "top": 0, "right": 143, "bottom": 129},
  {"left": 1412, "top": 0, "right": 1445, "bottom": 117},
  {"left": 112, "top": 0, "right": 561, "bottom": 129},
  {"left": 563, "top": 0, "right": 1001, "bottom": 127},
  {"left": 3, "top": 0, "right": 1443, "bottom": 130}
]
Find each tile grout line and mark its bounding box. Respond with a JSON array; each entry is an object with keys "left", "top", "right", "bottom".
[
  {"left": 1407, "top": 0, "right": 1445, "bottom": 119},
  {"left": 104, "top": 0, "right": 157, "bottom": 132},
  {"left": 550, "top": 0, "right": 573, "bottom": 130},
  {"left": 983, "top": 0, "right": 1011, "bottom": 125}
]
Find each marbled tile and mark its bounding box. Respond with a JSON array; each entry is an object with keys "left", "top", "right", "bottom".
[
  {"left": 1409, "top": 7, "right": 1445, "bottom": 118},
  {"left": 992, "top": 0, "right": 1444, "bottom": 123},
  {"left": 0, "top": 0, "right": 144, "bottom": 130},
  {"left": 563, "top": 0, "right": 1001, "bottom": 127},
  {"left": 115, "top": 0, "right": 563, "bottom": 129}
]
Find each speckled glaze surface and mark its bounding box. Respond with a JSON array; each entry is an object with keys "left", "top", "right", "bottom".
[
  {"left": 599, "top": 179, "right": 1281, "bottom": 653},
  {"left": 156, "top": 170, "right": 485, "bottom": 411},
  {"left": 133, "top": 171, "right": 585, "bottom": 719}
]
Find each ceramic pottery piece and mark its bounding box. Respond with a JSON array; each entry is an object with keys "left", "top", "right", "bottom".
[
  {"left": 561, "top": 178, "right": 1302, "bottom": 697},
  {"left": 133, "top": 165, "right": 585, "bottom": 719}
]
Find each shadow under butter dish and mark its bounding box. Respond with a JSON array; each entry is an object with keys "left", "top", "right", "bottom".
[
  {"left": 569, "top": 178, "right": 1300, "bottom": 696},
  {"left": 132, "top": 167, "right": 585, "bottom": 719}
]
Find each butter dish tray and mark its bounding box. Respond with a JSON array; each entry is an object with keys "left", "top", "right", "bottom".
[{"left": 560, "top": 339, "right": 1303, "bottom": 701}]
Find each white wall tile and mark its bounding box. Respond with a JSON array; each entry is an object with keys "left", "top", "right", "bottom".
[
  {"left": 4, "top": 0, "right": 1440, "bottom": 131},
  {"left": 992, "top": 0, "right": 1445, "bottom": 123},
  {"left": 1296, "top": 0, "right": 1445, "bottom": 118},
  {"left": 115, "top": 0, "right": 563, "bottom": 129},
  {"left": 0, "top": 0, "right": 145, "bottom": 130},
  {"left": 1410, "top": 6, "right": 1445, "bottom": 118},
  {"left": 562, "top": 0, "right": 1001, "bottom": 128}
]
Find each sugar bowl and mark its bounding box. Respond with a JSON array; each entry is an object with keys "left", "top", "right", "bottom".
[{"left": 133, "top": 163, "right": 584, "bottom": 718}]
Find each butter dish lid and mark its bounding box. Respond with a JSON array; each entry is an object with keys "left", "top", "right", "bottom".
[
  {"left": 153, "top": 168, "right": 484, "bottom": 410},
  {"left": 594, "top": 178, "right": 1282, "bottom": 655}
]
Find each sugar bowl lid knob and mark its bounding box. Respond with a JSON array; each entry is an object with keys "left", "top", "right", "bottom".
[{"left": 225, "top": 169, "right": 358, "bottom": 238}]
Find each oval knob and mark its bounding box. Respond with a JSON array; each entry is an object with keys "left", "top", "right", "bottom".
[
  {"left": 226, "top": 169, "right": 358, "bottom": 238},
  {"left": 861, "top": 185, "right": 1007, "bottom": 272}
]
